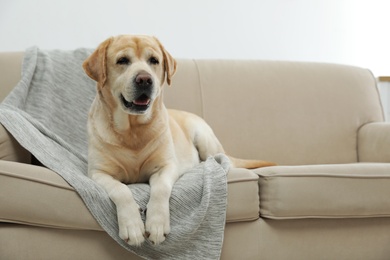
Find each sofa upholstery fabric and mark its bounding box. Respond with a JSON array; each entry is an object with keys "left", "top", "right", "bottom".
[
  {"left": 1, "top": 51, "right": 390, "bottom": 259},
  {"left": 256, "top": 164, "right": 390, "bottom": 219}
]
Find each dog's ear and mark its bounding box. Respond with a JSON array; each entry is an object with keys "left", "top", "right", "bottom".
[
  {"left": 155, "top": 37, "right": 177, "bottom": 86},
  {"left": 83, "top": 37, "right": 113, "bottom": 89}
]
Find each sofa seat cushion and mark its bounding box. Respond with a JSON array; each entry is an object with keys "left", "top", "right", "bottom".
[
  {"left": 226, "top": 168, "right": 260, "bottom": 222},
  {"left": 0, "top": 160, "right": 101, "bottom": 230},
  {"left": 255, "top": 163, "right": 390, "bottom": 219},
  {"left": 0, "top": 160, "right": 259, "bottom": 231}
]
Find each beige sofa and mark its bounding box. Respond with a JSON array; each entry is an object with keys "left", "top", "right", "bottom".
[{"left": 1, "top": 51, "right": 390, "bottom": 260}]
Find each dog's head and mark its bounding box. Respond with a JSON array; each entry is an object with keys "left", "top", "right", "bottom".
[{"left": 83, "top": 35, "right": 177, "bottom": 115}]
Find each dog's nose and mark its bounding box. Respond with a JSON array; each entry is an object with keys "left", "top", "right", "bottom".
[{"left": 135, "top": 72, "right": 153, "bottom": 87}]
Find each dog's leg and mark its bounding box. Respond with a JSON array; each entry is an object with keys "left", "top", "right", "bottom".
[
  {"left": 194, "top": 123, "right": 225, "bottom": 161},
  {"left": 145, "top": 164, "right": 178, "bottom": 245},
  {"left": 92, "top": 172, "right": 145, "bottom": 246}
]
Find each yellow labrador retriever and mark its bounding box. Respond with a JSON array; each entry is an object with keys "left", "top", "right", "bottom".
[{"left": 83, "top": 35, "right": 275, "bottom": 246}]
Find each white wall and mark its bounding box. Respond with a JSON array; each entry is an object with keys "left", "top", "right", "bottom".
[{"left": 0, "top": 0, "right": 389, "bottom": 76}]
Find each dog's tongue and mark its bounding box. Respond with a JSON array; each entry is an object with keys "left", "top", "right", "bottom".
[{"left": 133, "top": 95, "right": 151, "bottom": 106}]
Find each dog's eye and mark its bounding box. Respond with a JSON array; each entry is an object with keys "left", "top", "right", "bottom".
[
  {"left": 148, "top": 57, "right": 159, "bottom": 65},
  {"left": 116, "top": 57, "right": 130, "bottom": 65}
]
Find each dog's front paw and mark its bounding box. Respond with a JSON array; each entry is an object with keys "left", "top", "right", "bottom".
[
  {"left": 145, "top": 204, "right": 170, "bottom": 245},
  {"left": 117, "top": 205, "right": 145, "bottom": 246}
]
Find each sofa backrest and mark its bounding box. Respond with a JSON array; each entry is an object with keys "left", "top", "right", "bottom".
[
  {"left": 0, "top": 53, "right": 384, "bottom": 165},
  {"left": 165, "top": 60, "right": 384, "bottom": 165}
]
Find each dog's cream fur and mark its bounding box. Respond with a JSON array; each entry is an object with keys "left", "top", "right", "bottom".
[{"left": 83, "top": 35, "right": 275, "bottom": 246}]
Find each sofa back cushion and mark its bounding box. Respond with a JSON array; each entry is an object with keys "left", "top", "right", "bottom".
[
  {"left": 1, "top": 53, "right": 384, "bottom": 166},
  {"left": 165, "top": 60, "right": 384, "bottom": 165}
]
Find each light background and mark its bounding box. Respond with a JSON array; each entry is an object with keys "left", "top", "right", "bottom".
[{"left": 0, "top": 0, "right": 389, "bottom": 76}]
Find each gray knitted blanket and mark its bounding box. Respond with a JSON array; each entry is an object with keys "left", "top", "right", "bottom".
[{"left": 0, "top": 47, "right": 229, "bottom": 259}]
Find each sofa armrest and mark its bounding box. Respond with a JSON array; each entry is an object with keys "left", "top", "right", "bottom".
[
  {"left": 358, "top": 122, "right": 390, "bottom": 163},
  {"left": 0, "top": 124, "right": 31, "bottom": 164},
  {"left": 0, "top": 52, "right": 23, "bottom": 102}
]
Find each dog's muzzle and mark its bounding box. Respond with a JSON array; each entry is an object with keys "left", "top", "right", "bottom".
[{"left": 120, "top": 72, "right": 154, "bottom": 114}]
